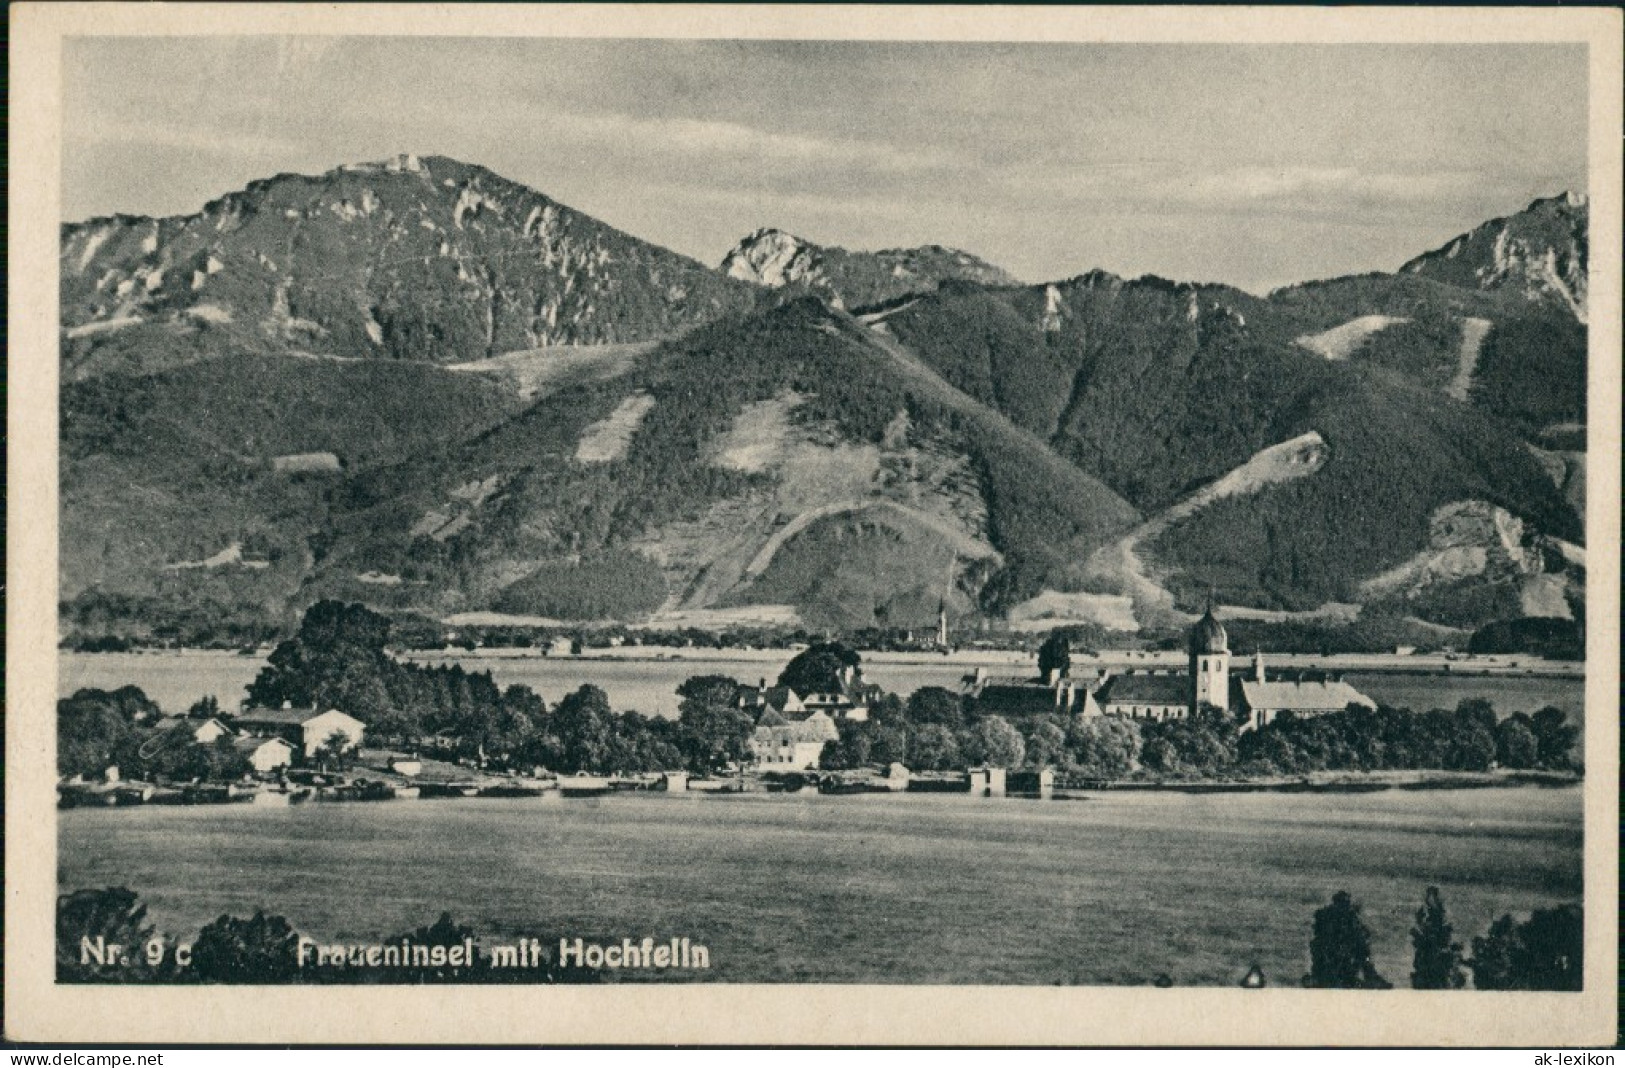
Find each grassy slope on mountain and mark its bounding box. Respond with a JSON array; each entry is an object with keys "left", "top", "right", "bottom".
[
  {"left": 1260, "top": 273, "right": 1510, "bottom": 340},
  {"left": 493, "top": 551, "right": 670, "bottom": 619},
  {"left": 314, "top": 298, "right": 1140, "bottom": 619},
  {"left": 870, "top": 285, "right": 1079, "bottom": 440},
  {"left": 723, "top": 509, "right": 966, "bottom": 631},
  {"left": 1264, "top": 250, "right": 1588, "bottom": 442},
  {"left": 63, "top": 352, "right": 522, "bottom": 473},
  {"left": 1341, "top": 305, "right": 1463, "bottom": 390}
]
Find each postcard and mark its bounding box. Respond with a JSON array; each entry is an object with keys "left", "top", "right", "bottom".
[{"left": 7, "top": 2, "right": 1619, "bottom": 1046}]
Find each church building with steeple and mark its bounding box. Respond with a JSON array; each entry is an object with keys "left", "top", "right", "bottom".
[
  {"left": 1187, "top": 605, "right": 1230, "bottom": 715},
  {"left": 1094, "top": 606, "right": 1375, "bottom": 729}
]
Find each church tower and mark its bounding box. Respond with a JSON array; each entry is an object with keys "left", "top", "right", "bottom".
[
  {"left": 935, "top": 600, "right": 950, "bottom": 648},
  {"left": 1188, "top": 604, "right": 1230, "bottom": 714}
]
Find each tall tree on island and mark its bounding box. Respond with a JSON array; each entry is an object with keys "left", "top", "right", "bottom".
[
  {"left": 777, "top": 641, "right": 861, "bottom": 695},
  {"left": 675, "top": 676, "right": 754, "bottom": 774},
  {"left": 905, "top": 686, "right": 965, "bottom": 729},
  {"left": 550, "top": 685, "right": 618, "bottom": 773},
  {"left": 246, "top": 600, "right": 397, "bottom": 719},
  {"left": 1037, "top": 631, "right": 1071, "bottom": 681}
]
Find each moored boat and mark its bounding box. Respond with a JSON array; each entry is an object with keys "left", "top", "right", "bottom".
[
  {"left": 685, "top": 777, "right": 744, "bottom": 794},
  {"left": 181, "top": 783, "right": 254, "bottom": 805},
  {"left": 477, "top": 781, "right": 547, "bottom": 798},
  {"left": 417, "top": 781, "right": 481, "bottom": 799},
  {"left": 560, "top": 773, "right": 613, "bottom": 798},
  {"left": 252, "top": 785, "right": 315, "bottom": 806}
]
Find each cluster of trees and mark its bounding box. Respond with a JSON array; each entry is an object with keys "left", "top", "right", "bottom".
[
  {"left": 242, "top": 601, "right": 763, "bottom": 775},
  {"left": 1231, "top": 701, "right": 1577, "bottom": 777},
  {"left": 57, "top": 686, "right": 159, "bottom": 779},
  {"left": 57, "top": 687, "right": 252, "bottom": 783},
  {"left": 1305, "top": 886, "right": 1581, "bottom": 991},
  {"left": 1468, "top": 617, "right": 1584, "bottom": 661},
  {"left": 58, "top": 602, "right": 761, "bottom": 780},
  {"left": 1070, "top": 698, "right": 1578, "bottom": 780},
  {"left": 816, "top": 683, "right": 1577, "bottom": 780},
  {"left": 57, "top": 611, "right": 842, "bottom": 781},
  {"left": 56, "top": 887, "right": 596, "bottom": 985},
  {"left": 813, "top": 682, "right": 1142, "bottom": 778}
]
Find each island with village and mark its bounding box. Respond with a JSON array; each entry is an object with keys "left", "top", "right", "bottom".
[{"left": 57, "top": 599, "right": 1583, "bottom": 809}]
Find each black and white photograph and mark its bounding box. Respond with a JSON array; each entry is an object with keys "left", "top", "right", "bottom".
[{"left": 8, "top": 2, "right": 1620, "bottom": 1047}]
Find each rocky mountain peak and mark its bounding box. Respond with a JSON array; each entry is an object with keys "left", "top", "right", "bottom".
[
  {"left": 720, "top": 228, "right": 820, "bottom": 288},
  {"left": 59, "top": 156, "right": 756, "bottom": 378},
  {"left": 1400, "top": 191, "right": 1589, "bottom": 322},
  {"left": 719, "top": 229, "right": 1017, "bottom": 310}
]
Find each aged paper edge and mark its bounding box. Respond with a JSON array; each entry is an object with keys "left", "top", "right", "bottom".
[{"left": 7, "top": 2, "right": 1620, "bottom": 1047}]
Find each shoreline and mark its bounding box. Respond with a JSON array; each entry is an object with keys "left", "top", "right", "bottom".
[
  {"left": 61, "top": 645, "right": 1586, "bottom": 680},
  {"left": 60, "top": 767, "right": 1583, "bottom": 807}
]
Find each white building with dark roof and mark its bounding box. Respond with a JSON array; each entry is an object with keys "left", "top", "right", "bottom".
[
  {"left": 1236, "top": 652, "right": 1376, "bottom": 729},
  {"left": 1096, "top": 611, "right": 1376, "bottom": 729},
  {"left": 1096, "top": 673, "right": 1192, "bottom": 721},
  {"left": 150, "top": 716, "right": 234, "bottom": 745},
  {"left": 234, "top": 705, "right": 365, "bottom": 758},
  {"left": 960, "top": 666, "right": 1106, "bottom": 718},
  {"left": 234, "top": 735, "right": 295, "bottom": 774},
  {"left": 749, "top": 709, "right": 840, "bottom": 770}
]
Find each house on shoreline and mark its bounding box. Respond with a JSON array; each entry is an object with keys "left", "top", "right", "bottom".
[
  {"left": 234, "top": 705, "right": 366, "bottom": 758},
  {"left": 736, "top": 667, "right": 876, "bottom": 724},
  {"left": 149, "top": 715, "right": 234, "bottom": 745},
  {"left": 234, "top": 735, "right": 296, "bottom": 773},
  {"left": 749, "top": 709, "right": 840, "bottom": 770}
]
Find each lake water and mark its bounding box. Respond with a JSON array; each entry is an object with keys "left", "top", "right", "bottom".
[
  {"left": 60, "top": 651, "right": 1587, "bottom": 724},
  {"left": 58, "top": 785, "right": 1582, "bottom": 985}
]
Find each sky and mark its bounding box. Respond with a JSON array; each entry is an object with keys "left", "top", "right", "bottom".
[{"left": 61, "top": 37, "right": 1588, "bottom": 294}]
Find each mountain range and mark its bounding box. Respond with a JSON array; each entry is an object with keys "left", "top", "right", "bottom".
[{"left": 59, "top": 158, "right": 1589, "bottom": 643}]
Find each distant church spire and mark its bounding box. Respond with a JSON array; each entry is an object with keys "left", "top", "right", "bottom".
[{"left": 1255, "top": 648, "right": 1267, "bottom": 683}]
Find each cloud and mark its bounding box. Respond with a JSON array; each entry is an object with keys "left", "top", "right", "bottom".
[
  {"left": 987, "top": 160, "right": 1523, "bottom": 218},
  {"left": 1175, "top": 166, "right": 1481, "bottom": 204},
  {"left": 67, "top": 113, "right": 302, "bottom": 161},
  {"left": 540, "top": 109, "right": 950, "bottom": 175}
]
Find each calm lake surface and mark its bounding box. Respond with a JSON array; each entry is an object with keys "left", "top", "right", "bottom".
[
  {"left": 58, "top": 786, "right": 1582, "bottom": 985},
  {"left": 60, "top": 651, "right": 1588, "bottom": 723}
]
